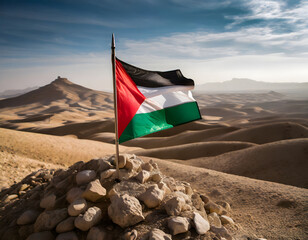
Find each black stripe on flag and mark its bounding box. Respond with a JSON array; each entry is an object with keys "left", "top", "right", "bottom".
[{"left": 117, "top": 58, "right": 194, "bottom": 88}]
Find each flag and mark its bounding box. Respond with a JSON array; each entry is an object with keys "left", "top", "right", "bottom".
[{"left": 116, "top": 58, "right": 201, "bottom": 143}]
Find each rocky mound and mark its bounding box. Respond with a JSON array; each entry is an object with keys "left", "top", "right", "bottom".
[{"left": 0, "top": 155, "right": 238, "bottom": 240}]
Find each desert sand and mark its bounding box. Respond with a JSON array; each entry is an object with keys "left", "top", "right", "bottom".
[{"left": 0, "top": 77, "right": 307, "bottom": 239}]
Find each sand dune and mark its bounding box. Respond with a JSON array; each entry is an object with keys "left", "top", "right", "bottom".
[
  {"left": 123, "top": 126, "right": 239, "bottom": 148},
  {"left": 214, "top": 121, "right": 308, "bottom": 144},
  {"left": 179, "top": 138, "right": 308, "bottom": 188},
  {"left": 134, "top": 141, "right": 256, "bottom": 159},
  {"left": 0, "top": 127, "right": 138, "bottom": 167}
]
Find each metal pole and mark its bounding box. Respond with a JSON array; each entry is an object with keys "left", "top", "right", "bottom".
[{"left": 111, "top": 33, "right": 120, "bottom": 179}]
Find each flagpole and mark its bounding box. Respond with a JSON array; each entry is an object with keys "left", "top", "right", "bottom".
[{"left": 111, "top": 33, "right": 120, "bottom": 179}]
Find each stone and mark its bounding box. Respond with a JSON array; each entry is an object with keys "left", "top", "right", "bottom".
[
  {"left": 216, "top": 201, "right": 231, "bottom": 212},
  {"left": 56, "top": 231, "right": 78, "bottom": 240},
  {"left": 210, "top": 226, "right": 232, "bottom": 240},
  {"left": 139, "top": 185, "right": 165, "bottom": 208},
  {"left": 200, "top": 194, "right": 210, "bottom": 204},
  {"left": 68, "top": 198, "right": 87, "bottom": 216},
  {"left": 100, "top": 169, "right": 116, "bottom": 180},
  {"left": 151, "top": 173, "right": 163, "bottom": 183},
  {"left": 208, "top": 212, "right": 222, "bottom": 228},
  {"left": 204, "top": 201, "right": 223, "bottom": 215},
  {"left": 56, "top": 217, "right": 75, "bottom": 233},
  {"left": 34, "top": 208, "right": 68, "bottom": 232},
  {"left": 124, "top": 229, "right": 138, "bottom": 240},
  {"left": 164, "top": 196, "right": 185, "bottom": 216},
  {"left": 97, "top": 159, "right": 112, "bottom": 172},
  {"left": 20, "top": 184, "right": 30, "bottom": 191},
  {"left": 141, "top": 162, "right": 153, "bottom": 172},
  {"left": 75, "top": 206, "right": 102, "bottom": 231},
  {"left": 76, "top": 170, "right": 96, "bottom": 185},
  {"left": 26, "top": 231, "right": 54, "bottom": 240},
  {"left": 3, "top": 194, "right": 18, "bottom": 203},
  {"left": 108, "top": 194, "right": 144, "bottom": 228},
  {"left": 167, "top": 216, "right": 190, "bottom": 235},
  {"left": 40, "top": 193, "right": 56, "bottom": 210},
  {"left": 220, "top": 215, "right": 235, "bottom": 225},
  {"left": 136, "top": 170, "right": 150, "bottom": 184},
  {"left": 149, "top": 228, "right": 172, "bottom": 240},
  {"left": 19, "top": 225, "right": 34, "bottom": 239},
  {"left": 17, "top": 210, "right": 40, "bottom": 225},
  {"left": 82, "top": 179, "right": 106, "bottom": 202},
  {"left": 193, "top": 212, "right": 210, "bottom": 235},
  {"left": 118, "top": 154, "right": 128, "bottom": 168},
  {"left": 149, "top": 159, "right": 159, "bottom": 169},
  {"left": 66, "top": 187, "right": 84, "bottom": 203},
  {"left": 125, "top": 158, "right": 141, "bottom": 172},
  {"left": 158, "top": 182, "right": 171, "bottom": 195},
  {"left": 87, "top": 226, "right": 107, "bottom": 240}
]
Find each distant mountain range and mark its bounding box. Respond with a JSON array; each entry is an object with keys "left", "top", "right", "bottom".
[
  {"left": 0, "top": 86, "right": 38, "bottom": 99},
  {"left": 196, "top": 78, "right": 308, "bottom": 96}
]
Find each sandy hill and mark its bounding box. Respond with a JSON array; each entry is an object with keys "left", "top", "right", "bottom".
[{"left": 0, "top": 77, "right": 114, "bottom": 131}]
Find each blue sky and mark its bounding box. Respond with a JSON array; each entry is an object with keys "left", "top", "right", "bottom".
[{"left": 0, "top": 0, "right": 307, "bottom": 91}]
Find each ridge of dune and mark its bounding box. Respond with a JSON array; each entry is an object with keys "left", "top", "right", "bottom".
[
  {"left": 214, "top": 121, "right": 308, "bottom": 144},
  {"left": 179, "top": 138, "right": 308, "bottom": 188},
  {"left": 0, "top": 128, "right": 139, "bottom": 167},
  {"left": 123, "top": 126, "right": 239, "bottom": 148},
  {"left": 133, "top": 141, "right": 256, "bottom": 159}
]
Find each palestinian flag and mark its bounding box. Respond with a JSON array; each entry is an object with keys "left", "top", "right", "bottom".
[{"left": 116, "top": 58, "right": 201, "bottom": 143}]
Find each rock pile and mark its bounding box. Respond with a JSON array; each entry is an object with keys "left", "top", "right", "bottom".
[{"left": 0, "top": 154, "right": 236, "bottom": 240}]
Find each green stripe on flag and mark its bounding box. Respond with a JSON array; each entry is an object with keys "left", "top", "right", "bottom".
[{"left": 119, "top": 101, "right": 201, "bottom": 143}]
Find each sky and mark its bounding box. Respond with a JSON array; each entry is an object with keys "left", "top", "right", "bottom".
[{"left": 0, "top": 0, "right": 307, "bottom": 92}]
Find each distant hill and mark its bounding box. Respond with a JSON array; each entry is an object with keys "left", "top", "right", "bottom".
[
  {"left": 196, "top": 78, "right": 308, "bottom": 97},
  {"left": 0, "top": 86, "right": 38, "bottom": 99},
  {"left": 0, "top": 76, "right": 112, "bottom": 108}
]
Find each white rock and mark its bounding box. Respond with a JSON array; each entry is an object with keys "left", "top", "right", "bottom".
[
  {"left": 139, "top": 185, "right": 164, "bottom": 208},
  {"left": 167, "top": 216, "right": 190, "bottom": 235},
  {"left": 75, "top": 206, "right": 102, "bottom": 231},
  {"left": 40, "top": 193, "right": 56, "bottom": 210},
  {"left": 17, "top": 210, "right": 39, "bottom": 225},
  {"left": 82, "top": 179, "right": 106, "bottom": 202},
  {"left": 118, "top": 154, "right": 128, "bottom": 168},
  {"left": 26, "top": 231, "right": 54, "bottom": 240},
  {"left": 100, "top": 169, "right": 116, "bottom": 180},
  {"left": 220, "top": 215, "right": 235, "bottom": 225},
  {"left": 66, "top": 187, "right": 83, "bottom": 203},
  {"left": 56, "top": 217, "right": 75, "bottom": 233},
  {"left": 136, "top": 170, "right": 150, "bottom": 184},
  {"left": 108, "top": 194, "right": 144, "bottom": 228},
  {"left": 125, "top": 158, "right": 141, "bottom": 172},
  {"left": 87, "top": 226, "right": 106, "bottom": 240},
  {"left": 68, "top": 198, "right": 87, "bottom": 216},
  {"left": 149, "top": 228, "right": 172, "bottom": 240},
  {"left": 193, "top": 212, "right": 210, "bottom": 235},
  {"left": 124, "top": 229, "right": 138, "bottom": 240},
  {"left": 76, "top": 170, "right": 96, "bottom": 185},
  {"left": 208, "top": 212, "right": 222, "bottom": 228},
  {"left": 164, "top": 196, "right": 185, "bottom": 216},
  {"left": 34, "top": 208, "right": 68, "bottom": 232},
  {"left": 56, "top": 231, "right": 78, "bottom": 240}
]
